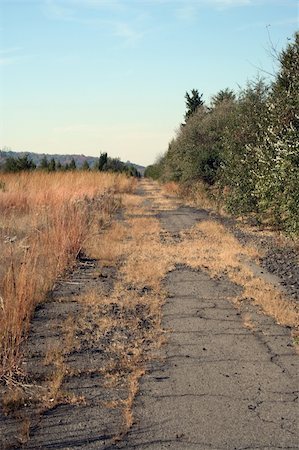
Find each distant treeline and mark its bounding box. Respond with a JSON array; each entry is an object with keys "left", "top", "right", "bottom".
[
  {"left": 145, "top": 32, "right": 299, "bottom": 234},
  {"left": 0, "top": 152, "right": 141, "bottom": 177}
]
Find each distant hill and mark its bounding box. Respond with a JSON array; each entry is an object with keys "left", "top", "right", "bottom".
[{"left": 0, "top": 149, "right": 145, "bottom": 175}]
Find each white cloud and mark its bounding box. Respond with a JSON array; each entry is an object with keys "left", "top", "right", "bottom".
[
  {"left": 43, "top": 0, "right": 75, "bottom": 20},
  {"left": 172, "top": 0, "right": 252, "bottom": 22},
  {"left": 113, "top": 21, "right": 145, "bottom": 44},
  {"left": 148, "top": 0, "right": 252, "bottom": 6},
  {"left": 0, "top": 48, "right": 26, "bottom": 66},
  {"left": 42, "top": 0, "right": 146, "bottom": 45},
  {"left": 175, "top": 5, "right": 199, "bottom": 21},
  {"left": 237, "top": 17, "right": 299, "bottom": 31}
]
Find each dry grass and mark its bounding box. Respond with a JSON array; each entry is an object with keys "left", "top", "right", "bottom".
[
  {"left": 128, "top": 182, "right": 298, "bottom": 329},
  {"left": 122, "top": 216, "right": 173, "bottom": 292},
  {"left": 123, "top": 368, "right": 145, "bottom": 429},
  {"left": 2, "top": 177, "right": 296, "bottom": 443},
  {"left": 173, "top": 220, "right": 299, "bottom": 328},
  {"left": 162, "top": 182, "right": 180, "bottom": 197},
  {"left": 75, "top": 195, "right": 170, "bottom": 434},
  {"left": 0, "top": 171, "right": 136, "bottom": 380},
  {"left": 243, "top": 313, "right": 255, "bottom": 330},
  {"left": 85, "top": 222, "right": 127, "bottom": 264},
  {"left": 173, "top": 180, "right": 220, "bottom": 211}
]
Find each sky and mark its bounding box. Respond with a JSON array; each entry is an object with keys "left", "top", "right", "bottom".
[{"left": 0, "top": 0, "right": 298, "bottom": 166}]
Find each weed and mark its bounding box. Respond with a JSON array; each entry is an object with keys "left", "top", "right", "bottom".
[
  {"left": 0, "top": 180, "right": 6, "bottom": 192},
  {"left": 0, "top": 171, "right": 135, "bottom": 381}
]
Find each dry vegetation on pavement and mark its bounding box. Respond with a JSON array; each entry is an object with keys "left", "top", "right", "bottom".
[
  {"left": 1, "top": 178, "right": 298, "bottom": 448},
  {"left": 0, "top": 171, "right": 136, "bottom": 381}
]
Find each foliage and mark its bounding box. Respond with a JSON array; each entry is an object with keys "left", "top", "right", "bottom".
[
  {"left": 97, "top": 152, "right": 108, "bottom": 171},
  {"left": 184, "top": 89, "right": 204, "bottom": 122},
  {"left": 69, "top": 158, "right": 77, "bottom": 170},
  {"left": 4, "top": 154, "right": 36, "bottom": 172},
  {"left": 96, "top": 153, "right": 140, "bottom": 177},
  {"left": 82, "top": 160, "right": 90, "bottom": 171},
  {"left": 211, "top": 88, "right": 235, "bottom": 107},
  {"left": 149, "top": 33, "right": 299, "bottom": 233},
  {"left": 1, "top": 151, "right": 140, "bottom": 177}
]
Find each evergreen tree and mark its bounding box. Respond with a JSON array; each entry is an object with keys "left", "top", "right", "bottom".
[
  {"left": 97, "top": 152, "right": 108, "bottom": 171},
  {"left": 4, "top": 154, "right": 36, "bottom": 172},
  {"left": 69, "top": 158, "right": 77, "bottom": 170},
  {"left": 4, "top": 156, "right": 18, "bottom": 172},
  {"left": 184, "top": 89, "right": 204, "bottom": 122},
  {"left": 48, "top": 158, "right": 56, "bottom": 172},
  {"left": 211, "top": 88, "right": 235, "bottom": 107},
  {"left": 40, "top": 156, "right": 49, "bottom": 170},
  {"left": 56, "top": 161, "right": 62, "bottom": 170}
]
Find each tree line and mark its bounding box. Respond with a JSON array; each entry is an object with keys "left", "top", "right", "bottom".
[
  {"left": 145, "top": 32, "right": 299, "bottom": 234},
  {"left": 0, "top": 152, "right": 141, "bottom": 177}
]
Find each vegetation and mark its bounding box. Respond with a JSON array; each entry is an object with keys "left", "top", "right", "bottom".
[
  {"left": 0, "top": 151, "right": 141, "bottom": 177},
  {"left": 0, "top": 171, "right": 136, "bottom": 380},
  {"left": 146, "top": 33, "right": 299, "bottom": 234}
]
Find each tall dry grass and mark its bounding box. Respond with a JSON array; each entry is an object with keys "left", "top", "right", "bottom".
[{"left": 0, "top": 171, "right": 136, "bottom": 380}]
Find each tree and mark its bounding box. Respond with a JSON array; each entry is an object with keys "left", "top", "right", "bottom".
[
  {"left": 211, "top": 88, "right": 235, "bottom": 107},
  {"left": 56, "top": 161, "right": 62, "bottom": 171},
  {"left": 4, "top": 154, "right": 36, "bottom": 172},
  {"left": 251, "top": 32, "right": 299, "bottom": 232},
  {"left": 82, "top": 160, "right": 90, "bottom": 171},
  {"left": 97, "top": 152, "right": 108, "bottom": 171},
  {"left": 48, "top": 158, "right": 56, "bottom": 172},
  {"left": 184, "top": 89, "right": 204, "bottom": 122},
  {"left": 4, "top": 156, "right": 18, "bottom": 172},
  {"left": 69, "top": 158, "right": 77, "bottom": 170},
  {"left": 40, "top": 156, "right": 49, "bottom": 170}
]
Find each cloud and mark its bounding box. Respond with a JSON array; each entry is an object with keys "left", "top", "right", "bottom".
[
  {"left": 43, "top": 0, "right": 75, "bottom": 20},
  {"left": 173, "top": 0, "right": 252, "bottom": 22},
  {"left": 237, "top": 17, "right": 299, "bottom": 31},
  {"left": 175, "top": 5, "right": 199, "bottom": 21},
  {"left": 0, "top": 48, "right": 26, "bottom": 66},
  {"left": 42, "top": 0, "right": 146, "bottom": 45},
  {"left": 113, "top": 21, "right": 145, "bottom": 44},
  {"left": 151, "top": 0, "right": 252, "bottom": 6},
  {"left": 212, "top": 0, "right": 251, "bottom": 6}
]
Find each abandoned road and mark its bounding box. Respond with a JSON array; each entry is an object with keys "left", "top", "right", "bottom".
[
  {"left": 115, "top": 186, "right": 298, "bottom": 450},
  {"left": 1, "top": 181, "right": 298, "bottom": 450}
]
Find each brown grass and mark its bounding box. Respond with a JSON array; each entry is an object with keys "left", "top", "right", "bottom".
[
  {"left": 174, "top": 220, "right": 299, "bottom": 328},
  {"left": 85, "top": 222, "right": 127, "bottom": 264},
  {"left": 162, "top": 182, "right": 180, "bottom": 197},
  {"left": 123, "top": 368, "right": 145, "bottom": 429},
  {"left": 2, "top": 177, "right": 296, "bottom": 443},
  {"left": 172, "top": 180, "right": 220, "bottom": 211},
  {"left": 127, "top": 182, "right": 298, "bottom": 329},
  {"left": 0, "top": 171, "right": 136, "bottom": 380}
]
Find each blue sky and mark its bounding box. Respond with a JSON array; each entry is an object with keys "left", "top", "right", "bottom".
[{"left": 0, "top": 0, "right": 298, "bottom": 166}]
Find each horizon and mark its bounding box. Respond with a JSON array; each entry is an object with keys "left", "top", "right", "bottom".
[
  {"left": 0, "top": 146, "right": 146, "bottom": 167},
  {"left": 1, "top": 0, "right": 298, "bottom": 166}
]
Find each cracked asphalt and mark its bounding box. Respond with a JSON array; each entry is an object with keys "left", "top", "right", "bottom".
[
  {"left": 1, "top": 182, "right": 298, "bottom": 450},
  {"left": 114, "top": 203, "right": 299, "bottom": 450}
]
